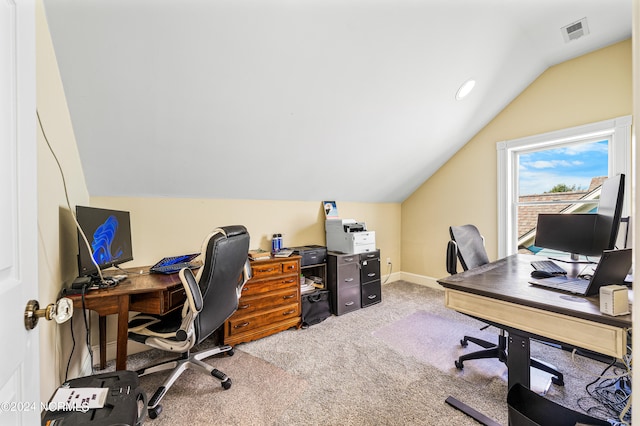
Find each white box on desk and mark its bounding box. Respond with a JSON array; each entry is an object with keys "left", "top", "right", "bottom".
[{"left": 599, "top": 285, "right": 629, "bottom": 316}]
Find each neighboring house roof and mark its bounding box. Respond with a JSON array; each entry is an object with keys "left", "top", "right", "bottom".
[{"left": 517, "top": 176, "right": 605, "bottom": 251}]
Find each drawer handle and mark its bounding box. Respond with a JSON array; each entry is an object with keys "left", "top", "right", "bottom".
[
  {"left": 368, "top": 295, "right": 377, "bottom": 299},
  {"left": 234, "top": 322, "right": 250, "bottom": 329},
  {"left": 238, "top": 304, "right": 251, "bottom": 309},
  {"left": 345, "top": 301, "right": 355, "bottom": 306},
  {"left": 283, "top": 294, "right": 295, "bottom": 299},
  {"left": 367, "top": 273, "right": 376, "bottom": 277},
  {"left": 283, "top": 310, "right": 296, "bottom": 316},
  {"left": 242, "top": 286, "right": 249, "bottom": 292},
  {"left": 284, "top": 279, "right": 295, "bottom": 284},
  {"left": 345, "top": 257, "right": 354, "bottom": 262},
  {"left": 365, "top": 254, "right": 375, "bottom": 258},
  {"left": 285, "top": 265, "right": 295, "bottom": 270},
  {"left": 345, "top": 278, "right": 354, "bottom": 282},
  {"left": 260, "top": 268, "right": 275, "bottom": 273}
]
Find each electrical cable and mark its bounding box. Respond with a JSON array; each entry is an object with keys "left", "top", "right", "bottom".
[
  {"left": 383, "top": 261, "right": 392, "bottom": 284},
  {"left": 81, "top": 286, "right": 94, "bottom": 374},
  {"left": 37, "top": 109, "right": 105, "bottom": 285},
  {"left": 64, "top": 315, "right": 75, "bottom": 382},
  {"left": 576, "top": 353, "right": 632, "bottom": 424}
]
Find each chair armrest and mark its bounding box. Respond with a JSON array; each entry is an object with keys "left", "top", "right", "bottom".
[
  {"left": 179, "top": 268, "right": 204, "bottom": 313},
  {"left": 446, "top": 240, "right": 458, "bottom": 275}
]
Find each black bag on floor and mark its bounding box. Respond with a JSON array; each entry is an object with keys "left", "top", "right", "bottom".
[{"left": 301, "top": 289, "right": 331, "bottom": 328}]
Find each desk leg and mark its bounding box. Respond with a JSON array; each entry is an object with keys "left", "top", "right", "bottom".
[
  {"left": 508, "top": 331, "right": 530, "bottom": 390},
  {"left": 99, "top": 316, "right": 107, "bottom": 370},
  {"left": 115, "top": 295, "right": 130, "bottom": 371}
]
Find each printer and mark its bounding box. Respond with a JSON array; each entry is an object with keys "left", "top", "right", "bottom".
[{"left": 325, "top": 219, "right": 376, "bottom": 254}]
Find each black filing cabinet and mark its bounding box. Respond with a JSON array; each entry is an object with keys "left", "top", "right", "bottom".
[
  {"left": 360, "top": 250, "right": 381, "bottom": 308},
  {"left": 327, "top": 252, "right": 361, "bottom": 315}
]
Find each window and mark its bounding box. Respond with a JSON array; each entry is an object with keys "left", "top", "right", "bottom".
[{"left": 497, "top": 116, "right": 631, "bottom": 258}]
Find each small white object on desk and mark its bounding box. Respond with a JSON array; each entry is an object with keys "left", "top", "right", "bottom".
[{"left": 599, "top": 285, "right": 629, "bottom": 316}]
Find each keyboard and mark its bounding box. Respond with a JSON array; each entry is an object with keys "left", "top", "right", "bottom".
[{"left": 530, "top": 260, "right": 567, "bottom": 275}]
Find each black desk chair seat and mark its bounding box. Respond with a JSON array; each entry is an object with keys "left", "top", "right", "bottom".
[
  {"left": 447, "top": 224, "right": 564, "bottom": 386},
  {"left": 128, "top": 225, "right": 251, "bottom": 419}
]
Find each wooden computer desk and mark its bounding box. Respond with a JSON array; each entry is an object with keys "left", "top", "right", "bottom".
[
  {"left": 67, "top": 268, "right": 186, "bottom": 371},
  {"left": 437, "top": 254, "right": 631, "bottom": 390}
]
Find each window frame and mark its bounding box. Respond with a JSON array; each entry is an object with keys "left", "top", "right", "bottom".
[{"left": 497, "top": 116, "right": 632, "bottom": 258}]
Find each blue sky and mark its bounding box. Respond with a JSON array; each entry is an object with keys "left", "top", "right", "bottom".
[{"left": 519, "top": 140, "right": 608, "bottom": 196}]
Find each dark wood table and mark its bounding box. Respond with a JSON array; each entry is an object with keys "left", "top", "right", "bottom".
[
  {"left": 437, "top": 254, "right": 631, "bottom": 390},
  {"left": 67, "top": 268, "right": 186, "bottom": 371}
]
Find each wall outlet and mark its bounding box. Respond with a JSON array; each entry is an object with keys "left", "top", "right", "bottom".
[{"left": 386, "top": 257, "right": 391, "bottom": 265}]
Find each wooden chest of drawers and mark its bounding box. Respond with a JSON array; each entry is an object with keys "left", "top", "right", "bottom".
[{"left": 223, "top": 256, "right": 301, "bottom": 345}]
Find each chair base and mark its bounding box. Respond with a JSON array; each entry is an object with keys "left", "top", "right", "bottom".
[
  {"left": 137, "top": 344, "right": 234, "bottom": 419},
  {"left": 456, "top": 334, "right": 564, "bottom": 386}
]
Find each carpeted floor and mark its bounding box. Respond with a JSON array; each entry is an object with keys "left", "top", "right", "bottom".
[{"left": 98, "top": 280, "right": 620, "bottom": 425}]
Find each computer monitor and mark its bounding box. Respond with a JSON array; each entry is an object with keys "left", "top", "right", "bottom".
[
  {"left": 76, "top": 205, "right": 133, "bottom": 277},
  {"left": 534, "top": 174, "right": 625, "bottom": 260}
]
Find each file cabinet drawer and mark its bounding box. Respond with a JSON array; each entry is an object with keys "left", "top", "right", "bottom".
[
  {"left": 234, "top": 288, "right": 299, "bottom": 316},
  {"left": 227, "top": 303, "right": 300, "bottom": 336},
  {"left": 334, "top": 285, "right": 361, "bottom": 316},
  {"left": 241, "top": 275, "right": 298, "bottom": 297},
  {"left": 223, "top": 256, "right": 301, "bottom": 346}
]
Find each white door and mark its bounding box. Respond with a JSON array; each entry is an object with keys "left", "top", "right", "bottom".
[{"left": 0, "top": 1, "right": 40, "bottom": 424}]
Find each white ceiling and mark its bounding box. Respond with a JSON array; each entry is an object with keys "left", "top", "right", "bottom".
[{"left": 42, "top": 0, "right": 632, "bottom": 203}]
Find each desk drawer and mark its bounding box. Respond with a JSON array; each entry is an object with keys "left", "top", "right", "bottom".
[
  {"left": 227, "top": 304, "right": 300, "bottom": 336},
  {"left": 251, "top": 259, "right": 300, "bottom": 278},
  {"left": 241, "top": 275, "right": 298, "bottom": 297},
  {"left": 235, "top": 288, "right": 299, "bottom": 316},
  {"left": 129, "top": 285, "right": 185, "bottom": 315}
]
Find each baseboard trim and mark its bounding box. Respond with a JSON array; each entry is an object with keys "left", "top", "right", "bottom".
[
  {"left": 90, "top": 340, "right": 150, "bottom": 367},
  {"left": 397, "top": 272, "right": 443, "bottom": 290}
]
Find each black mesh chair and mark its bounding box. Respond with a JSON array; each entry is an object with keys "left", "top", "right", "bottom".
[
  {"left": 128, "top": 225, "right": 251, "bottom": 419},
  {"left": 446, "top": 224, "right": 564, "bottom": 386}
]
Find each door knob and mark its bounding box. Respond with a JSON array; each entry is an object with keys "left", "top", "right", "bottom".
[{"left": 24, "top": 298, "right": 73, "bottom": 330}]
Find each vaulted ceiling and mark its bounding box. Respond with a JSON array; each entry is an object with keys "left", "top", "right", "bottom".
[{"left": 42, "top": 0, "right": 632, "bottom": 203}]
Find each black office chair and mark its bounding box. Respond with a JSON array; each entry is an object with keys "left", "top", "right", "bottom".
[
  {"left": 128, "top": 225, "right": 251, "bottom": 419},
  {"left": 446, "top": 224, "right": 564, "bottom": 386}
]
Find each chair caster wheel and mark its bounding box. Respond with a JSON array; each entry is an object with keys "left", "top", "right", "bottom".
[
  {"left": 148, "top": 404, "right": 162, "bottom": 419},
  {"left": 222, "top": 378, "right": 232, "bottom": 390},
  {"left": 551, "top": 377, "right": 564, "bottom": 386},
  {"left": 460, "top": 339, "right": 468, "bottom": 348},
  {"left": 455, "top": 360, "right": 464, "bottom": 370},
  {"left": 227, "top": 348, "right": 234, "bottom": 356}
]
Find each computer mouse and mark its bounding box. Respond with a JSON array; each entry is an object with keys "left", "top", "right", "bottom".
[{"left": 531, "top": 270, "right": 554, "bottom": 279}]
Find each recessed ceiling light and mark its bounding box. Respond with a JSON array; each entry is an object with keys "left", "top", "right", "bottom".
[{"left": 456, "top": 79, "right": 476, "bottom": 100}]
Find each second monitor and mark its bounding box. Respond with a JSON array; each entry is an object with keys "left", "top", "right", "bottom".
[{"left": 534, "top": 174, "right": 625, "bottom": 261}]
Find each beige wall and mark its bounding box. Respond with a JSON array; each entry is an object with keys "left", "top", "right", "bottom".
[
  {"left": 89, "top": 197, "right": 401, "bottom": 348},
  {"left": 36, "top": 0, "right": 91, "bottom": 402},
  {"left": 401, "top": 39, "right": 633, "bottom": 283}
]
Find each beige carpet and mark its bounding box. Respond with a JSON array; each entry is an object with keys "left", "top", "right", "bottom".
[
  {"left": 94, "top": 281, "right": 618, "bottom": 425},
  {"left": 122, "top": 346, "right": 308, "bottom": 425}
]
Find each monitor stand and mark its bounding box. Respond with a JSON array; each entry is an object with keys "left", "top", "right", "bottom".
[{"left": 549, "top": 253, "right": 594, "bottom": 264}]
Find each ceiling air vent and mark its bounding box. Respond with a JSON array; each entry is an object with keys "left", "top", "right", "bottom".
[{"left": 561, "top": 18, "right": 589, "bottom": 43}]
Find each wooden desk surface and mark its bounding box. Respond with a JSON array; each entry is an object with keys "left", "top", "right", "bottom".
[
  {"left": 438, "top": 254, "right": 631, "bottom": 328},
  {"left": 438, "top": 254, "right": 631, "bottom": 359},
  {"left": 69, "top": 268, "right": 183, "bottom": 299}
]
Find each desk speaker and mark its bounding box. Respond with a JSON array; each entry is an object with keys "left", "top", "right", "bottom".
[{"left": 599, "top": 285, "right": 629, "bottom": 316}]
